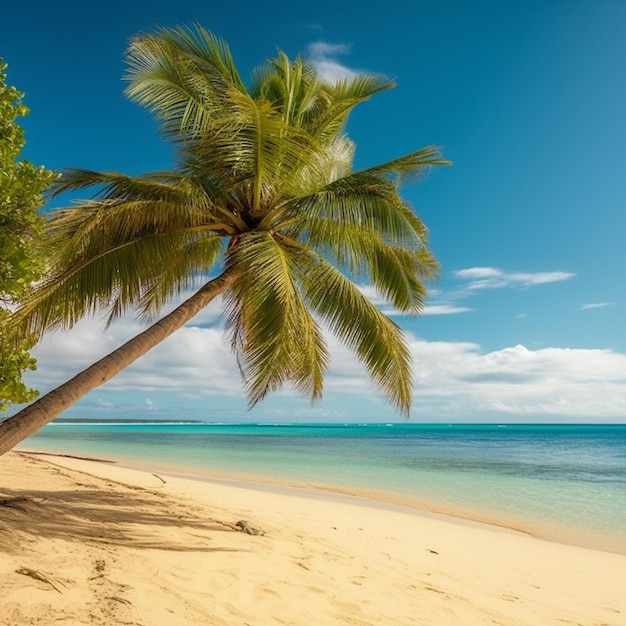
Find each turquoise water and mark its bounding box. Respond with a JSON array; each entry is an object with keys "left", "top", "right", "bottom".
[{"left": 19, "top": 422, "right": 626, "bottom": 551}]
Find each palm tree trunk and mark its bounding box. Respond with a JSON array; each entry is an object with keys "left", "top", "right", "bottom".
[{"left": 0, "top": 271, "right": 237, "bottom": 456}]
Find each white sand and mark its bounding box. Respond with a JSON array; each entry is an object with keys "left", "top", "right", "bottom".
[{"left": 1, "top": 451, "right": 624, "bottom": 625}]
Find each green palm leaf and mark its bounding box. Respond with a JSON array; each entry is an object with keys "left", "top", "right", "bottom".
[
  {"left": 297, "top": 253, "right": 413, "bottom": 415},
  {"left": 224, "top": 231, "right": 329, "bottom": 405},
  {"left": 125, "top": 25, "right": 245, "bottom": 138}
]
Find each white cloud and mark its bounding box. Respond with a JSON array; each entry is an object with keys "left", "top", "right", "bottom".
[
  {"left": 455, "top": 267, "right": 501, "bottom": 279},
  {"left": 422, "top": 304, "right": 473, "bottom": 316},
  {"left": 15, "top": 288, "right": 626, "bottom": 422},
  {"left": 302, "top": 336, "right": 626, "bottom": 420},
  {"left": 580, "top": 302, "right": 613, "bottom": 310},
  {"left": 455, "top": 266, "right": 575, "bottom": 290},
  {"left": 308, "top": 42, "right": 347, "bottom": 57},
  {"left": 26, "top": 315, "right": 241, "bottom": 398},
  {"left": 510, "top": 271, "right": 576, "bottom": 286},
  {"left": 306, "top": 41, "right": 357, "bottom": 82},
  {"left": 406, "top": 339, "right": 626, "bottom": 419}
]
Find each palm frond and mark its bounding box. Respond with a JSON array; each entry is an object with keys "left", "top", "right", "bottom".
[
  {"left": 18, "top": 193, "right": 226, "bottom": 333},
  {"left": 158, "top": 25, "right": 245, "bottom": 91},
  {"left": 190, "top": 90, "right": 323, "bottom": 215},
  {"left": 285, "top": 220, "right": 437, "bottom": 312},
  {"left": 297, "top": 253, "right": 413, "bottom": 415},
  {"left": 302, "top": 74, "right": 394, "bottom": 140},
  {"left": 351, "top": 145, "right": 451, "bottom": 185},
  {"left": 52, "top": 169, "right": 247, "bottom": 234},
  {"left": 275, "top": 135, "right": 355, "bottom": 200},
  {"left": 251, "top": 53, "right": 321, "bottom": 128},
  {"left": 124, "top": 27, "right": 245, "bottom": 138},
  {"left": 284, "top": 175, "right": 428, "bottom": 250},
  {"left": 21, "top": 227, "right": 222, "bottom": 333},
  {"left": 54, "top": 168, "right": 199, "bottom": 204},
  {"left": 223, "top": 231, "right": 329, "bottom": 405},
  {"left": 135, "top": 234, "right": 223, "bottom": 322},
  {"left": 47, "top": 199, "right": 225, "bottom": 254}
]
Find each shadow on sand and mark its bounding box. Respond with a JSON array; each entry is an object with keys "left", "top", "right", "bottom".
[{"left": 0, "top": 454, "right": 241, "bottom": 555}]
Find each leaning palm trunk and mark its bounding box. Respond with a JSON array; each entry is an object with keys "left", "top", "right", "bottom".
[{"left": 0, "top": 272, "right": 235, "bottom": 455}]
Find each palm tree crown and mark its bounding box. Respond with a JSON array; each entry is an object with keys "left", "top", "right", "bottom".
[{"left": 19, "top": 25, "right": 448, "bottom": 415}]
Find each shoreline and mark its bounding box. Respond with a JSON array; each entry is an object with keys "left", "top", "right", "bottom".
[
  {"left": 2, "top": 450, "right": 626, "bottom": 625},
  {"left": 22, "top": 448, "right": 530, "bottom": 533},
  {"left": 18, "top": 446, "right": 626, "bottom": 556}
]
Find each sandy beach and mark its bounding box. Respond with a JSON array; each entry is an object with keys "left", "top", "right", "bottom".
[{"left": 1, "top": 451, "right": 624, "bottom": 625}]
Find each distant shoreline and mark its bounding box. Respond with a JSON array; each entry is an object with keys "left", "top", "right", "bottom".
[
  {"left": 51, "top": 418, "right": 207, "bottom": 424},
  {"left": 43, "top": 419, "right": 626, "bottom": 426}
]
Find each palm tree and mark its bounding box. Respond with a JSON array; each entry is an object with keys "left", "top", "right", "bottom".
[{"left": 0, "top": 26, "right": 448, "bottom": 455}]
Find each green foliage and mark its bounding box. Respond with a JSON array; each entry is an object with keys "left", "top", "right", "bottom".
[
  {"left": 17, "top": 27, "right": 449, "bottom": 415},
  {"left": 0, "top": 58, "right": 56, "bottom": 410},
  {"left": 0, "top": 310, "right": 38, "bottom": 411}
]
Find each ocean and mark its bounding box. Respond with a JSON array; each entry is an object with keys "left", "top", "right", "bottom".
[{"left": 18, "top": 422, "right": 626, "bottom": 553}]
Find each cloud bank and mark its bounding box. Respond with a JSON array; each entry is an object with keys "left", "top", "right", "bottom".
[
  {"left": 20, "top": 312, "right": 626, "bottom": 423},
  {"left": 11, "top": 263, "right": 620, "bottom": 423}
]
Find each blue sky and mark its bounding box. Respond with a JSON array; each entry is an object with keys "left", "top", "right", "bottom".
[{"left": 3, "top": 0, "right": 626, "bottom": 422}]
